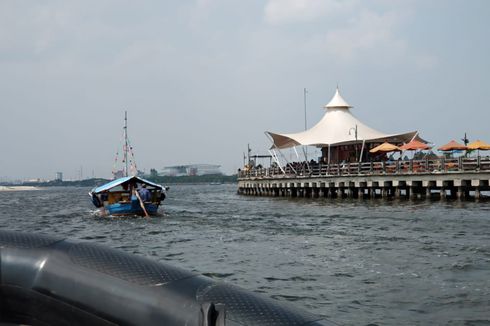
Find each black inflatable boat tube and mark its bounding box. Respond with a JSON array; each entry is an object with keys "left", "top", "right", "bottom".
[{"left": 0, "top": 230, "right": 335, "bottom": 326}]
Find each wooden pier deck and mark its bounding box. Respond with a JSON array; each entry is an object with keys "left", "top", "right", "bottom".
[{"left": 237, "top": 157, "right": 490, "bottom": 200}]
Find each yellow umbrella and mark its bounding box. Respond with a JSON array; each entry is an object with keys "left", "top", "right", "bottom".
[
  {"left": 369, "top": 142, "right": 402, "bottom": 153},
  {"left": 467, "top": 139, "right": 490, "bottom": 157},
  {"left": 467, "top": 140, "right": 490, "bottom": 150}
]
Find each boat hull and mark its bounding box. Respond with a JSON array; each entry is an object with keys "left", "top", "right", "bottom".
[
  {"left": 0, "top": 230, "right": 332, "bottom": 326},
  {"left": 105, "top": 201, "right": 159, "bottom": 216}
]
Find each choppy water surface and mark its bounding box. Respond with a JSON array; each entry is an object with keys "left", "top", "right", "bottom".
[{"left": 0, "top": 184, "right": 489, "bottom": 325}]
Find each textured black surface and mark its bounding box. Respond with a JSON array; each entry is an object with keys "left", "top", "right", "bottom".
[
  {"left": 0, "top": 230, "right": 62, "bottom": 249},
  {"left": 0, "top": 230, "right": 331, "bottom": 325},
  {"left": 197, "top": 283, "right": 322, "bottom": 326},
  {"left": 68, "top": 242, "right": 195, "bottom": 286}
]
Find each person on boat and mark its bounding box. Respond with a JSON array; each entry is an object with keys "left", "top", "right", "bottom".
[{"left": 138, "top": 184, "right": 151, "bottom": 202}]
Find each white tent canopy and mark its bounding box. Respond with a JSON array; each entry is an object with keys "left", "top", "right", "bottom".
[{"left": 266, "top": 88, "right": 418, "bottom": 149}]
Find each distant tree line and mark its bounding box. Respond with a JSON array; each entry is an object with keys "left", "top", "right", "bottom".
[
  {"left": 4, "top": 174, "right": 237, "bottom": 187},
  {"left": 12, "top": 178, "right": 110, "bottom": 188},
  {"left": 146, "top": 174, "right": 237, "bottom": 184}
]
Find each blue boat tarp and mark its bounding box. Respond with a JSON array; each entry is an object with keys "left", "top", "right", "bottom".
[{"left": 91, "top": 176, "right": 164, "bottom": 194}]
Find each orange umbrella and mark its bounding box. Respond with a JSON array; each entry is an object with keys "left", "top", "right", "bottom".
[
  {"left": 467, "top": 140, "right": 490, "bottom": 150},
  {"left": 437, "top": 140, "right": 467, "bottom": 151},
  {"left": 369, "top": 142, "right": 401, "bottom": 153},
  {"left": 400, "top": 139, "right": 432, "bottom": 151}
]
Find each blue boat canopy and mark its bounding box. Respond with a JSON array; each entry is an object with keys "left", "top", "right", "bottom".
[{"left": 91, "top": 176, "right": 164, "bottom": 194}]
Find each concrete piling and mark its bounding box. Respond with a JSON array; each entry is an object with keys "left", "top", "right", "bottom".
[{"left": 238, "top": 172, "right": 490, "bottom": 201}]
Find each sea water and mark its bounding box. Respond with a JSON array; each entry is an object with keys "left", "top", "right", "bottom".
[{"left": 0, "top": 184, "right": 489, "bottom": 326}]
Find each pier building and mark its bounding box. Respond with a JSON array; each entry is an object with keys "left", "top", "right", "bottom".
[
  {"left": 238, "top": 88, "right": 490, "bottom": 200},
  {"left": 238, "top": 159, "right": 490, "bottom": 200}
]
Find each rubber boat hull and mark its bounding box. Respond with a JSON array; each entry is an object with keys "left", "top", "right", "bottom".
[{"left": 0, "top": 230, "right": 335, "bottom": 326}]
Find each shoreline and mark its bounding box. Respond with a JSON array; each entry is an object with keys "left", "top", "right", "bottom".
[{"left": 0, "top": 186, "right": 40, "bottom": 192}]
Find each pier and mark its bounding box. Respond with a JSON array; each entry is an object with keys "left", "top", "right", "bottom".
[
  {"left": 240, "top": 87, "right": 490, "bottom": 201},
  {"left": 238, "top": 157, "right": 490, "bottom": 200}
]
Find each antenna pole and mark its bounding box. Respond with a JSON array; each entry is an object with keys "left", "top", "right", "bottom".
[
  {"left": 124, "top": 111, "right": 128, "bottom": 177},
  {"left": 462, "top": 132, "right": 469, "bottom": 158},
  {"left": 303, "top": 88, "right": 308, "bottom": 161},
  {"left": 247, "top": 144, "right": 251, "bottom": 165},
  {"left": 304, "top": 88, "right": 307, "bottom": 131}
]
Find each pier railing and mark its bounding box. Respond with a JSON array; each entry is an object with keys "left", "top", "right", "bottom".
[{"left": 238, "top": 157, "right": 490, "bottom": 179}]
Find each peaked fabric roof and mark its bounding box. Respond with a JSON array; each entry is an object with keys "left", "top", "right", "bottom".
[
  {"left": 267, "top": 88, "right": 418, "bottom": 149},
  {"left": 91, "top": 176, "right": 163, "bottom": 194},
  {"left": 324, "top": 87, "right": 352, "bottom": 108}
]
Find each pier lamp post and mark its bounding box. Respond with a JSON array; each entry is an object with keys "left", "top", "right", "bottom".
[{"left": 349, "top": 124, "right": 358, "bottom": 162}]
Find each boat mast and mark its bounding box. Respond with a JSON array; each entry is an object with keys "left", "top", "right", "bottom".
[{"left": 124, "top": 111, "right": 128, "bottom": 177}]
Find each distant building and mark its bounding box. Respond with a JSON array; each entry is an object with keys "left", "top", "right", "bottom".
[
  {"left": 55, "top": 172, "right": 63, "bottom": 181},
  {"left": 113, "top": 170, "right": 125, "bottom": 179},
  {"left": 112, "top": 169, "right": 145, "bottom": 179},
  {"left": 159, "top": 164, "right": 222, "bottom": 176},
  {"left": 26, "top": 178, "right": 43, "bottom": 183}
]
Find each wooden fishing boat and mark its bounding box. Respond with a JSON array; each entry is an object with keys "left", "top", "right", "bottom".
[
  {"left": 89, "top": 176, "right": 166, "bottom": 216},
  {"left": 89, "top": 112, "right": 167, "bottom": 217}
]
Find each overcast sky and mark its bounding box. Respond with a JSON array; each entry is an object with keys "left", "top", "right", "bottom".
[{"left": 1, "top": 0, "right": 489, "bottom": 180}]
